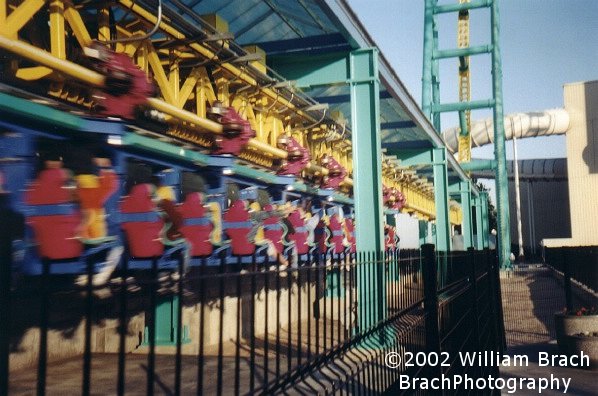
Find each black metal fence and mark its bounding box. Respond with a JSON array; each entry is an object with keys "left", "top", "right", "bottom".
[
  {"left": 544, "top": 246, "right": 598, "bottom": 296},
  {"left": 1, "top": 247, "right": 504, "bottom": 395}
]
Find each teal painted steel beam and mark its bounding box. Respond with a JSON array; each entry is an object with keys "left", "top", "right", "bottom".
[
  {"left": 422, "top": 0, "right": 435, "bottom": 120},
  {"left": 491, "top": 1, "right": 512, "bottom": 269},
  {"left": 434, "top": 0, "right": 492, "bottom": 14},
  {"left": 122, "top": 133, "right": 211, "bottom": 165},
  {"left": 431, "top": 11, "right": 441, "bottom": 131},
  {"left": 432, "top": 147, "right": 451, "bottom": 251},
  {"left": 448, "top": 181, "right": 462, "bottom": 195},
  {"left": 267, "top": 52, "right": 349, "bottom": 88},
  {"left": 350, "top": 48, "right": 385, "bottom": 253},
  {"left": 460, "top": 181, "right": 474, "bottom": 249},
  {"left": 460, "top": 159, "right": 497, "bottom": 172},
  {"left": 388, "top": 148, "right": 433, "bottom": 166},
  {"left": 0, "top": 92, "right": 84, "bottom": 131},
  {"left": 269, "top": 49, "right": 384, "bottom": 253},
  {"left": 474, "top": 195, "right": 484, "bottom": 249},
  {"left": 432, "top": 99, "right": 496, "bottom": 113},
  {"left": 479, "top": 191, "right": 490, "bottom": 249},
  {"left": 349, "top": 49, "right": 386, "bottom": 339},
  {"left": 433, "top": 45, "right": 493, "bottom": 60},
  {"left": 419, "top": 220, "right": 429, "bottom": 246},
  {"left": 458, "top": 111, "right": 469, "bottom": 137},
  {"left": 386, "top": 213, "right": 396, "bottom": 227}
]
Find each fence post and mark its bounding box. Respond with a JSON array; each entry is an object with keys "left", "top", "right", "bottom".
[
  {"left": 467, "top": 248, "right": 480, "bottom": 351},
  {"left": 0, "top": 234, "right": 11, "bottom": 395},
  {"left": 489, "top": 249, "right": 507, "bottom": 352},
  {"left": 421, "top": 244, "right": 442, "bottom": 384},
  {"left": 563, "top": 248, "right": 573, "bottom": 312}
]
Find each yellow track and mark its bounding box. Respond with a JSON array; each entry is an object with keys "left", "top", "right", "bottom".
[{"left": 457, "top": 0, "right": 472, "bottom": 162}]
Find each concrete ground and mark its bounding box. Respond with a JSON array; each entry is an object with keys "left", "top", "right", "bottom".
[{"left": 500, "top": 265, "right": 597, "bottom": 395}]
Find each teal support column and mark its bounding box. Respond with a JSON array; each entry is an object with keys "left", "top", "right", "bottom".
[
  {"left": 479, "top": 191, "right": 490, "bottom": 249},
  {"left": 474, "top": 195, "right": 484, "bottom": 250},
  {"left": 267, "top": 48, "right": 386, "bottom": 338},
  {"left": 431, "top": 12, "right": 441, "bottom": 130},
  {"left": 491, "top": 1, "right": 512, "bottom": 269},
  {"left": 419, "top": 220, "right": 429, "bottom": 246},
  {"left": 432, "top": 147, "right": 451, "bottom": 252},
  {"left": 349, "top": 49, "right": 385, "bottom": 337},
  {"left": 350, "top": 48, "right": 384, "bottom": 253},
  {"left": 422, "top": 0, "right": 435, "bottom": 119},
  {"left": 459, "top": 181, "right": 474, "bottom": 249}
]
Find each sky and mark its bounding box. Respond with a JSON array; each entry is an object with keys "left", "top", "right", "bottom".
[{"left": 345, "top": 0, "right": 598, "bottom": 161}]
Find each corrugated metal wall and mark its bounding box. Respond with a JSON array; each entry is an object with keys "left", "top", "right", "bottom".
[{"left": 509, "top": 178, "right": 571, "bottom": 257}]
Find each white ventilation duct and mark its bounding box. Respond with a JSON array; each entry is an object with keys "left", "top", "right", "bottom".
[{"left": 442, "top": 108, "right": 570, "bottom": 152}]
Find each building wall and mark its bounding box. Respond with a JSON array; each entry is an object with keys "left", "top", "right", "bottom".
[
  {"left": 564, "top": 80, "right": 598, "bottom": 245},
  {"left": 545, "top": 80, "right": 598, "bottom": 247},
  {"left": 509, "top": 178, "right": 571, "bottom": 257}
]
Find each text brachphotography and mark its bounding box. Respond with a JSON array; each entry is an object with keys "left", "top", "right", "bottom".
[
  {"left": 398, "top": 373, "right": 570, "bottom": 394},
  {"left": 386, "top": 350, "right": 591, "bottom": 394}
]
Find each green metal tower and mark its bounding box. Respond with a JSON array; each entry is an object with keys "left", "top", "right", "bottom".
[{"left": 422, "top": 0, "right": 511, "bottom": 269}]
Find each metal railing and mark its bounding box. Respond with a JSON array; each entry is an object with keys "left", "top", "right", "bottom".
[
  {"left": 544, "top": 246, "right": 598, "bottom": 297},
  {"left": 1, "top": 247, "right": 504, "bottom": 395}
]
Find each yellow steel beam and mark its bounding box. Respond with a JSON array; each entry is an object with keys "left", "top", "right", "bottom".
[
  {"left": 0, "top": 0, "right": 45, "bottom": 36},
  {"left": 49, "top": 0, "right": 66, "bottom": 59},
  {"left": 95, "top": 5, "right": 352, "bottom": 182},
  {"left": 63, "top": 3, "right": 93, "bottom": 47},
  {"left": 0, "top": 35, "right": 105, "bottom": 85},
  {"left": 97, "top": 6, "right": 111, "bottom": 43},
  {"left": 0, "top": 0, "right": 5, "bottom": 25},
  {"left": 115, "top": 0, "right": 315, "bottom": 123},
  {"left": 178, "top": 67, "right": 202, "bottom": 107},
  {"left": 1, "top": 0, "right": 360, "bottom": 188},
  {"left": 15, "top": 66, "right": 54, "bottom": 80}
]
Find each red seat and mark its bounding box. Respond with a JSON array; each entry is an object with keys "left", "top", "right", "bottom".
[
  {"left": 315, "top": 218, "right": 331, "bottom": 254},
  {"left": 178, "top": 193, "right": 214, "bottom": 257},
  {"left": 287, "top": 209, "right": 309, "bottom": 255},
  {"left": 25, "top": 168, "right": 82, "bottom": 260},
  {"left": 223, "top": 200, "right": 255, "bottom": 256},
  {"left": 120, "top": 184, "right": 164, "bottom": 258},
  {"left": 263, "top": 204, "right": 284, "bottom": 254},
  {"left": 385, "top": 226, "right": 397, "bottom": 251}
]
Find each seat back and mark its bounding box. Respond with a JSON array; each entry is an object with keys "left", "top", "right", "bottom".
[
  {"left": 223, "top": 199, "right": 255, "bottom": 256},
  {"left": 329, "top": 214, "right": 345, "bottom": 254},
  {"left": 120, "top": 184, "right": 164, "bottom": 258},
  {"left": 263, "top": 204, "right": 285, "bottom": 254},
  {"left": 385, "top": 226, "right": 397, "bottom": 251},
  {"left": 315, "top": 214, "right": 331, "bottom": 254},
  {"left": 179, "top": 193, "right": 214, "bottom": 256},
  {"left": 345, "top": 219, "right": 356, "bottom": 253},
  {"left": 25, "top": 168, "right": 82, "bottom": 260},
  {"left": 287, "top": 209, "right": 309, "bottom": 255}
]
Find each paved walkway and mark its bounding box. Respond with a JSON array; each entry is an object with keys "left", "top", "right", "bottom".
[{"left": 500, "top": 265, "right": 596, "bottom": 395}]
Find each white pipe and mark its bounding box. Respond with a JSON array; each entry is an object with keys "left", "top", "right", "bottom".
[{"left": 442, "top": 108, "right": 570, "bottom": 152}]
